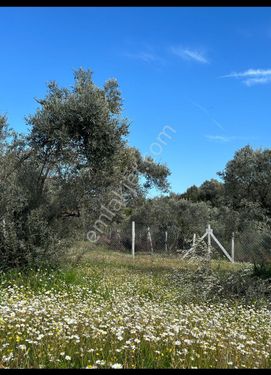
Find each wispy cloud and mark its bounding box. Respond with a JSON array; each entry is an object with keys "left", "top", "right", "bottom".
[
  {"left": 243, "top": 77, "right": 271, "bottom": 87},
  {"left": 205, "top": 135, "right": 258, "bottom": 143},
  {"left": 170, "top": 46, "right": 209, "bottom": 64},
  {"left": 221, "top": 69, "right": 271, "bottom": 86}
]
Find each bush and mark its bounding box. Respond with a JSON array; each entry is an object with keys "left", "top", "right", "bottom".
[{"left": 253, "top": 262, "right": 271, "bottom": 280}]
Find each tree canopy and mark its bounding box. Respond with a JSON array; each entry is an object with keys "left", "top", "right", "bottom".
[{"left": 0, "top": 69, "right": 170, "bottom": 269}]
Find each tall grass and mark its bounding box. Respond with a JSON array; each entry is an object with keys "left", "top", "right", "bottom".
[{"left": 0, "top": 246, "right": 270, "bottom": 368}]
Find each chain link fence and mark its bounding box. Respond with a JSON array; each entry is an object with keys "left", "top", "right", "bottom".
[{"left": 233, "top": 229, "right": 271, "bottom": 263}]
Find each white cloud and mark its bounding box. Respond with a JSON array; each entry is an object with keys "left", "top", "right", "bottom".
[
  {"left": 243, "top": 77, "right": 271, "bottom": 86},
  {"left": 170, "top": 46, "right": 209, "bottom": 64},
  {"left": 222, "top": 69, "right": 271, "bottom": 78},
  {"left": 221, "top": 68, "right": 271, "bottom": 86}
]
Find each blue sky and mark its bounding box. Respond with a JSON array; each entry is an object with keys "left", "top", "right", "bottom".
[{"left": 1, "top": 7, "right": 271, "bottom": 195}]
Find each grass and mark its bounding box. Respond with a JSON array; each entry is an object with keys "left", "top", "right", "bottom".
[{"left": 0, "top": 243, "right": 270, "bottom": 368}]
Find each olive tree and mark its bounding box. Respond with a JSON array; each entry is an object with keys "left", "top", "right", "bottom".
[{"left": 0, "top": 69, "right": 170, "bottom": 269}]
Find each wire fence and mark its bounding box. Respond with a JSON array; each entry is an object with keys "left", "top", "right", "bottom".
[
  {"left": 98, "top": 221, "right": 271, "bottom": 263},
  {"left": 234, "top": 229, "right": 271, "bottom": 263},
  {"left": 104, "top": 222, "right": 190, "bottom": 254}
]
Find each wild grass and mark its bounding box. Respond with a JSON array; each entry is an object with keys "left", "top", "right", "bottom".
[{"left": 0, "top": 244, "right": 270, "bottom": 368}]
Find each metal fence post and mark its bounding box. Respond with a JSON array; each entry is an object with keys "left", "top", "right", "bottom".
[
  {"left": 192, "top": 233, "right": 196, "bottom": 247},
  {"left": 165, "top": 231, "right": 168, "bottom": 253},
  {"left": 231, "top": 232, "right": 235, "bottom": 263},
  {"left": 147, "top": 226, "right": 154, "bottom": 255},
  {"left": 207, "top": 224, "right": 211, "bottom": 260},
  {"left": 132, "top": 221, "right": 135, "bottom": 258}
]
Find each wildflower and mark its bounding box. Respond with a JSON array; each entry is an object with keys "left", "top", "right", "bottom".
[
  {"left": 95, "top": 360, "right": 105, "bottom": 366},
  {"left": 18, "top": 344, "right": 27, "bottom": 351},
  {"left": 111, "top": 363, "right": 123, "bottom": 369},
  {"left": 184, "top": 339, "right": 193, "bottom": 345}
]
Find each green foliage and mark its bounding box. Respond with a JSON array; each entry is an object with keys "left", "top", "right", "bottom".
[
  {"left": 253, "top": 262, "right": 271, "bottom": 280},
  {"left": 219, "top": 145, "right": 271, "bottom": 214},
  {"left": 0, "top": 69, "right": 170, "bottom": 270},
  {"left": 180, "top": 179, "right": 224, "bottom": 207},
  {"left": 121, "top": 196, "right": 210, "bottom": 251},
  {"left": 0, "top": 153, "right": 68, "bottom": 269}
]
